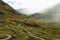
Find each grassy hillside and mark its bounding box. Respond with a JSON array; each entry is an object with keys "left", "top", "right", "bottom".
[
  {"left": 0, "top": 19, "right": 60, "bottom": 40},
  {"left": 0, "top": 0, "right": 60, "bottom": 40},
  {"left": 0, "top": 0, "right": 27, "bottom": 21}
]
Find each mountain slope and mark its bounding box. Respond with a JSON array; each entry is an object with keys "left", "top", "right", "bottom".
[
  {"left": 0, "top": 0, "right": 27, "bottom": 21},
  {"left": 29, "top": 13, "right": 45, "bottom": 19},
  {"left": 29, "top": 4, "right": 60, "bottom": 22},
  {"left": 45, "top": 3, "right": 60, "bottom": 22}
]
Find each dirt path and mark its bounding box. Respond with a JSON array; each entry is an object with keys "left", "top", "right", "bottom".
[
  {"left": 0, "top": 34, "right": 12, "bottom": 40},
  {"left": 19, "top": 24, "right": 45, "bottom": 40}
]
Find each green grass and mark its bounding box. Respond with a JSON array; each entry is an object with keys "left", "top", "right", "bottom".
[{"left": 0, "top": 20, "right": 60, "bottom": 40}]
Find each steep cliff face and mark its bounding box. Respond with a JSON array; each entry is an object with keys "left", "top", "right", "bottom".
[{"left": 0, "top": 0, "right": 27, "bottom": 21}]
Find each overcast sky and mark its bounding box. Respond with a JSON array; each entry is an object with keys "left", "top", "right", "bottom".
[{"left": 2, "top": 0, "right": 60, "bottom": 15}]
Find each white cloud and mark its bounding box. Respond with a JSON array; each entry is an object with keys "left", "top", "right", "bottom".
[{"left": 2, "top": 0, "right": 60, "bottom": 14}]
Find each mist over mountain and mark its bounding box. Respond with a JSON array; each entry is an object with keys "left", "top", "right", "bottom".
[
  {"left": 29, "top": 13, "right": 45, "bottom": 19},
  {"left": 16, "top": 9, "right": 42, "bottom": 15},
  {"left": 45, "top": 3, "right": 60, "bottom": 22},
  {"left": 29, "top": 4, "right": 60, "bottom": 23},
  {"left": 16, "top": 9, "right": 28, "bottom": 15}
]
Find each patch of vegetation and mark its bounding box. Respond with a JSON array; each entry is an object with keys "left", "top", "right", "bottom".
[{"left": 0, "top": 19, "right": 60, "bottom": 40}]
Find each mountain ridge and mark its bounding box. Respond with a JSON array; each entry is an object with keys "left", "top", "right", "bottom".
[{"left": 0, "top": 0, "right": 27, "bottom": 21}]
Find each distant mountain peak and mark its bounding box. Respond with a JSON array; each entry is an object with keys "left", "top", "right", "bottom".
[{"left": 29, "top": 13, "right": 45, "bottom": 19}]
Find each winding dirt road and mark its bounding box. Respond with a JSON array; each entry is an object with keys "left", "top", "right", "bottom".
[
  {"left": 19, "top": 24, "right": 45, "bottom": 40},
  {"left": 0, "top": 34, "right": 12, "bottom": 40}
]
